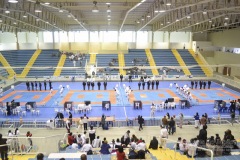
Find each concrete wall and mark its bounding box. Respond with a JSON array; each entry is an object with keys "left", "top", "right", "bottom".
[
  {"left": 202, "top": 51, "right": 240, "bottom": 76},
  {"left": 208, "top": 28, "right": 240, "bottom": 48}
]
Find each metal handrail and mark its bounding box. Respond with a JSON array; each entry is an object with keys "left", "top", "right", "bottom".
[{"left": 161, "top": 138, "right": 214, "bottom": 160}]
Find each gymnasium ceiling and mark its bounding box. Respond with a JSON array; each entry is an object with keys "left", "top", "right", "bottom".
[{"left": 0, "top": 0, "right": 240, "bottom": 33}]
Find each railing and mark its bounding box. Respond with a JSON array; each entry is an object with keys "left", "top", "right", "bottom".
[
  {"left": 1, "top": 115, "right": 236, "bottom": 129},
  {"left": 161, "top": 138, "right": 214, "bottom": 160},
  {"left": 1, "top": 134, "right": 63, "bottom": 155}
]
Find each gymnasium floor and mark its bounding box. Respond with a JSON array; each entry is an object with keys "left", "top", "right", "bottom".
[{"left": 0, "top": 81, "right": 239, "bottom": 120}]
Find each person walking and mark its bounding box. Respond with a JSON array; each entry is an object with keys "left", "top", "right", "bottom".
[
  {"left": 179, "top": 113, "right": 184, "bottom": 128},
  {"left": 194, "top": 112, "right": 200, "bottom": 129},
  {"left": 230, "top": 111, "right": 235, "bottom": 126},
  {"left": 138, "top": 115, "right": 144, "bottom": 131}
]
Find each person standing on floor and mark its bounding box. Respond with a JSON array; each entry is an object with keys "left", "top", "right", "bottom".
[
  {"left": 82, "top": 81, "right": 86, "bottom": 90},
  {"left": 159, "top": 125, "right": 168, "bottom": 149},
  {"left": 83, "top": 114, "right": 89, "bottom": 131},
  {"left": 49, "top": 80, "right": 52, "bottom": 90},
  {"left": 97, "top": 81, "right": 101, "bottom": 90},
  {"left": 142, "top": 81, "right": 145, "bottom": 90},
  {"left": 35, "top": 81, "right": 38, "bottom": 91},
  {"left": 26, "top": 81, "right": 30, "bottom": 91},
  {"left": 31, "top": 82, "right": 34, "bottom": 91},
  {"left": 194, "top": 112, "right": 200, "bottom": 129},
  {"left": 191, "top": 81, "right": 194, "bottom": 89},
  {"left": 151, "top": 80, "right": 155, "bottom": 90},
  {"left": 147, "top": 80, "right": 151, "bottom": 90},
  {"left": 39, "top": 82, "right": 42, "bottom": 91},
  {"left": 120, "top": 74, "right": 123, "bottom": 82},
  {"left": 207, "top": 81, "right": 211, "bottom": 89},
  {"left": 87, "top": 81, "right": 90, "bottom": 90},
  {"left": 199, "top": 81, "right": 203, "bottom": 89},
  {"left": 66, "top": 119, "right": 71, "bottom": 133},
  {"left": 179, "top": 113, "right": 184, "bottom": 128},
  {"left": 89, "top": 126, "right": 96, "bottom": 145},
  {"left": 101, "top": 114, "right": 106, "bottom": 129},
  {"left": 104, "top": 81, "right": 107, "bottom": 90},
  {"left": 91, "top": 82, "right": 95, "bottom": 90},
  {"left": 203, "top": 81, "right": 207, "bottom": 89},
  {"left": 0, "top": 87, "right": 3, "bottom": 97},
  {"left": 44, "top": 80, "right": 47, "bottom": 90},
  {"left": 230, "top": 111, "right": 235, "bottom": 126},
  {"left": 138, "top": 81, "right": 141, "bottom": 90},
  {"left": 194, "top": 81, "right": 198, "bottom": 89},
  {"left": 156, "top": 80, "right": 159, "bottom": 89},
  {"left": 138, "top": 115, "right": 144, "bottom": 131}
]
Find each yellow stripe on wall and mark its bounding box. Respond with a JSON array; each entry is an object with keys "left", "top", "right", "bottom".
[{"left": 145, "top": 49, "right": 159, "bottom": 75}]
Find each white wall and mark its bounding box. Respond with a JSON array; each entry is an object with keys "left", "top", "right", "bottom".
[{"left": 0, "top": 31, "right": 193, "bottom": 51}]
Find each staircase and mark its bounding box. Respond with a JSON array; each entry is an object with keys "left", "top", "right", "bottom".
[
  {"left": 89, "top": 54, "right": 96, "bottom": 64},
  {"left": 145, "top": 49, "right": 159, "bottom": 75},
  {"left": 118, "top": 52, "right": 126, "bottom": 75},
  {"left": 0, "top": 53, "right": 15, "bottom": 78},
  {"left": 171, "top": 49, "right": 191, "bottom": 76},
  {"left": 20, "top": 49, "right": 42, "bottom": 78},
  {"left": 188, "top": 49, "right": 213, "bottom": 77},
  {"left": 54, "top": 54, "right": 66, "bottom": 76},
  {"left": 150, "top": 148, "right": 193, "bottom": 160}
]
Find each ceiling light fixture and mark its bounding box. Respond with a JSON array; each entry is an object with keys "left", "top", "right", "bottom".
[
  {"left": 35, "top": 0, "right": 42, "bottom": 13},
  {"left": 141, "top": 17, "right": 144, "bottom": 21},
  {"left": 92, "top": 1, "right": 99, "bottom": 13},
  {"left": 23, "top": 14, "right": 27, "bottom": 18},
  {"left": 167, "top": 21, "right": 170, "bottom": 24},
  {"left": 107, "top": 5, "right": 111, "bottom": 13},
  {"left": 208, "top": 19, "right": 212, "bottom": 23},
  {"left": 166, "top": 0, "right": 171, "bottom": 6},
  {"left": 107, "top": 14, "right": 111, "bottom": 18},
  {"left": 161, "top": 23, "right": 163, "bottom": 25},
  {"left": 13, "top": 22, "right": 17, "bottom": 25},
  {"left": 203, "top": 8, "right": 207, "bottom": 15},
  {"left": 68, "top": 14, "right": 71, "bottom": 18},
  {"left": 0, "top": 18, "right": 2, "bottom": 23},
  {"left": 176, "top": 19, "right": 179, "bottom": 22},
  {"left": 187, "top": 15, "right": 191, "bottom": 19},
  {"left": 196, "top": 22, "right": 199, "bottom": 24},
  {"left": 44, "top": 2, "right": 50, "bottom": 5},
  {"left": 224, "top": 16, "right": 229, "bottom": 20},
  {"left": 5, "top": 7, "right": 10, "bottom": 14},
  {"left": 106, "top": 3, "right": 111, "bottom": 5},
  {"left": 8, "top": 0, "right": 18, "bottom": 3},
  {"left": 108, "top": 18, "right": 111, "bottom": 21},
  {"left": 147, "top": 12, "right": 151, "bottom": 18},
  {"left": 136, "top": 20, "right": 140, "bottom": 23}
]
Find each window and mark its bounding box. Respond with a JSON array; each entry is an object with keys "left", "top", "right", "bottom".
[
  {"left": 90, "top": 31, "right": 99, "bottom": 42},
  {"left": 137, "top": 31, "right": 148, "bottom": 43},
  {"left": 43, "top": 32, "right": 53, "bottom": 42},
  {"left": 119, "top": 31, "right": 135, "bottom": 42},
  {"left": 75, "top": 31, "right": 89, "bottom": 42}
]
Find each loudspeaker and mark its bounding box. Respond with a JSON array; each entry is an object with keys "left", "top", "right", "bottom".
[{"left": 168, "top": 98, "right": 174, "bottom": 102}]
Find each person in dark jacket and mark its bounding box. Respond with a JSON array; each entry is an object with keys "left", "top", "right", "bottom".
[
  {"left": 147, "top": 81, "right": 151, "bottom": 90},
  {"left": 138, "top": 115, "right": 144, "bottom": 131},
  {"left": 91, "top": 82, "right": 95, "bottom": 90},
  {"left": 142, "top": 81, "right": 145, "bottom": 90},
  {"left": 35, "top": 81, "right": 38, "bottom": 90},
  {"left": 39, "top": 82, "right": 42, "bottom": 91},
  {"left": 156, "top": 80, "right": 159, "bottom": 89},
  {"left": 207, "top": 81, "right": 211, "bottom": 89},
  {"left": 168, "top": 117, "right": 176, "bottom": 135},
  {"left": 203, "top": 81, "right": 207, "bottom": 89},
  {"left": 149, "top": 136, "right": 158, "bottom": 150},
  {"left": 151, "top": 80, "right": 155, "bottom": 90},
  {"left": 138, "top": 81, "right": 141, "bottom": 90},
  {"left": 31, "top": 82, "right": 34, "bottom": 91},
  {"left": 97, "top": 82, "right": 101, "bottom": 90},
  {"left": 87, "top": 82, "right": 90, "bottom": 90},
  {"left": 49, "top": 80, "right": 52, "bottom": 90},
  {"left": 120, "top": 74, "right": 123, "bottom": 82},
  {"left": 199, "top": 81, "right": 203, "bottom": 89},
  {"left": 191, "top": 81, "right": 194, "bottom": 89},
  {"left": 55, "top": 112, "right": 64, "bottom": 127},
  {"left": 82, "top": 81, "right": 86, "bottom": 90},
  {"left": 0, "top": 134, "right": 8, "bottom": 160},
  {"left": 44, "top": 80, "right": 47, "bottom": 90},
  {"left": 103, "top": 81, "right": 107, "bottom": 90},
  {"left": 194, "top": 81, "right": 198, "bottom": 89}
]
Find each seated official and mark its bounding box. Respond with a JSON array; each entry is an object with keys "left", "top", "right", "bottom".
[
  {"left": 81, "top": 138, "right": 92, "bottom": 154},
  {"left": 100, "top": 140, "right": 111, "bottom": 154}
]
